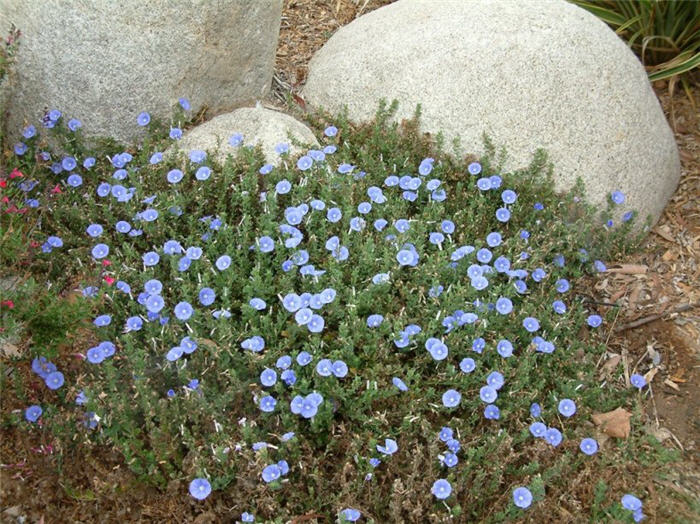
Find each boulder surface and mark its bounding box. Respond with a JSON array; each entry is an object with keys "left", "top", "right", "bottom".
[
  {"left": 0, "top": 0, "right": 283, "bottom": 144},
  {"left": 169, "top": 106, "right": 319, "bottom": 165},
  {"left": 303, "top": 0, "right": 680, "bottom": 227}
]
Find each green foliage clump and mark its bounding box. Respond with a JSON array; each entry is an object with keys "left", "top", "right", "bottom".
[{"left": 1, "top": 99, "right": 675, "bottom": 522}]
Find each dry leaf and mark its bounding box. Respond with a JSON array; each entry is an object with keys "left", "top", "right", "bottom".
[
  {"left": 0, "top": 342, "right": 21, "bottom": 359},
  {"left": 599, "top": 354, "right": 621, "bottom": 379},
  {"left": 643, "top": 367, "right": 658, "bottom": 384},
  {"left": 606, "top": 264, "right": 648, "bottom": 274},
  {"left": 654, "top": 225, "right": 675, "bottom": 242},
  {"left": 592, "top": 407, "right": 631, "bottom": 438},
  {"left": 663, "top": 379, "right": 680, "bottom": 391}
]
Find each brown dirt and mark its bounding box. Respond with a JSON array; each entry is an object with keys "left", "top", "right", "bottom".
[{"left": 2, "top": 0, "right": 699, "bottom": 522}]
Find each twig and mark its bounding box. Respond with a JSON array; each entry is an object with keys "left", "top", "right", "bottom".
[{"left": 615, "top": 302, "right": 699, "bottom": 332}]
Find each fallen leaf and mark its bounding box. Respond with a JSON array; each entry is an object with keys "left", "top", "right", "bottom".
[
  {"left": 663, "top": 379, "right": 680, "bottom": 391},
  {"left": 654, "top": 225, "right": 675, "bottom": 242},
  {"left": 592, "top": 408, "right": 631, "bottom": 438},
  {"left": 606, "top": 264, "right": 648, "bottom": 275},
  {"left": 0, "top": 342, "right": 21, "bottom": 359},
  {"left": 599, "top": 354, "right": 621, "bottom": 379},
  {"left": 643, "top": 367, "right": 658, "bottom": 384}
]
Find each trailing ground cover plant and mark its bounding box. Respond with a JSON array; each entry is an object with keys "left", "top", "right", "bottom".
[{"left": 1, "top": 99, "right": 661, "bottom": 521}]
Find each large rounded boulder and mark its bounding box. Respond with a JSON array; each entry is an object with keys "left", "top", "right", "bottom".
[
  {"left": 303, "top": 0, "right": 680, "bottom": 227},
  {"left": 0, "top": 0, "right": 283, "bottom": 144},
  {"left": 168, "top": 106, "right": 319, "bottom": 165}
]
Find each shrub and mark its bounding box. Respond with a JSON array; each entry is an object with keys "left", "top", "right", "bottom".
[{"left": 1, "top": 99, "right": 654, "bottom": 521}]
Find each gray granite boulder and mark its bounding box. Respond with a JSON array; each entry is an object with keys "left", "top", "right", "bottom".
[
  {"left": 168, "top": 105, "right": 319, "bottom": 165},
  {"left": 0, "top": 0, "right": 283, "bottom": 144},
  {"left": 303, "top": 0, "right": 680, "bottom": 227}
]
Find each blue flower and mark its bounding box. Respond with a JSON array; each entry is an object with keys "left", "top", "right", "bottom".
[
  {"left": 126, "top": 316, "right": 143, "bottom": 331},
  {"left": 587, "top": 314, "right": 602, "bottom": 327},
  {"left": 22, "top": 125, "right": 37, "bottom": 139},
  {"left": 418, "top": 157, "right": 434, "bottom": 176},
  {"left": 396, "top": 249, "right": 418, "bottom": 267},
  {"left": 431, "top": 479, "right": 452, "bottom": 500},
  {"left": 93, "top": 314, "right": 111, "bottom": 327},
  {"left": 137, "top": 112, "right": 150, "bottom": 126},
  {"left": 392, "top": 377, "right": 408, "bottom": 391},
  {"left": 496, "top": 207, "right": 511, "bottom": 222},
  {"left": 366, "top": 314, "right": 384, "bottom": 328},
  {"left": 259, "top": 395, "right": 277, "bottom": 412},
  {"left": 495, "top": 297, "right": 513, "bottom": 315},
  {"left": 530, "top": 403, "right": 541, "bottom": 417},
  {"left": 552, "top": 300, "right": 567, "bottom": 314},
  {"left": 501, "top": 189, "right": 517, "bottom": 204},
  {"left": 513, "top": 487, "right": 533, "bottom": 509},
  {"left": 530, "top": 422, "right": 547, "bottom": 437},
  {"left": 621, "top": 494, "right": 642, "bottom": 512},
  {"left": 167, "top": 169, "right": 184, "bottom": 184},
  {"left": 316, "top": 359, "right": 333, "bottom": 377},
  {"left": 45, "top": 371, "right": 65, "bottom": 390},
  {"left": 442, "top": 389, "right": 461, "bottom": 408},
  {"left": 324, "top": 125, "right": 338, "bottom": 137},
  {"left": 477, "top": 177, "right": 492, "bottom": 191},
  {"left": 496, "top": 339, "right": 513, "bottom": 358},
  {"left": 338, "top": 163, "right": 354, "bottom": 174},
  {"left": 523, "top": 317, "right": 540, "bottom": 332},
  {"left": 189, "top": 478, "right": 211, "bottom": 500},
  {"left": 555, "top": 279, "right": 570, "bottom": 293},
  {"left": 376, "top": 438, "right": 398, "bottom": 455},
  {"left": 297, "top": 351, "right": 313, "bottom": 367},
  {"left": 580, "top": 437, "right": 598, "bottom": 455},
  {"left": 241, "top": 336, "right": 265, "bottom": 352},
  {"left": 274, "top": 142, "right": 288, "bottom": 154},
  {"left": 91, "top": 243, "right": 109, "bottom": 259},
  {"left": 558, "top": 399, "right": 576, "bottom": 417},
  {"left": 479, "top": 386, "right": 497, "bottom": 403},
  {"left": 143, "top": 251, "right": 160, "bottom": 267},
  {"left": 545, "top": 427, "right": 563, "bottom": 447},
  {"left": 332, "top": 360, "right": 348, "bottom": 378},
  {"left": 174, "top": 302, "right": 193, "bottom": 321},
  {"left": 487, "top": 371, "right": 505, "bottom": 390},
  {"left": 258, "top": 236, "right": 275, "bottom": 253},
  {"left": 262, "top": 464, "right": 282, "bottom": 483},
  {"left": 340, "top": 508, "right": 360, "bottom": 522},
  {"left": 426, "top": 338, "right": 448, "bottom": 361},
  {"left": 442, "top": 452, "right": 458, "bottom": 467},
  {"left": 326, "top": 207, "right": 342, "bottom": 223},
  {"left": 146, "top": 295, "right": 165, "bottom": 313},
  {"left": 216, "top": 255, "right": 231, "bottom": 271},
  {"left": 476, "top": 248, "right": 492, "bottom": 263},
  {"left": 25, "top": 405, "right": 42, "bottom": 422},
  {"left": 297, "top": 155, "right": 313, "bottom": 170},
  {"left": 307, "top": 314, "right": 325, "bottom": 333},
  {"left": 67, "top": 118, "right": 82, "bottom": 131},
  {"left": 189, "top": 165, "right": 211, "bottom": 181},
  {"left": 611, "top": 190, "right": 625, "bottom": 205},
  {"left": 460, "top": 358, "right": 476, "bottom": 373},
  {"left": 484, "top": 404, "right": 500, "bottom": 420},
  {"left": 467, "top": 162, "right": 481, "bottom": 175},
  {"left": 630, "top": 373, "right": 647, "bottom": 389}
]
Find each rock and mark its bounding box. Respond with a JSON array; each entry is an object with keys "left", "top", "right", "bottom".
[
  {"left": 0, "top": 0, "right": 283, "bottom": 144},
  {"left": 168, "top": 105, "right": 319, "bottom": 165},
  {"left": 303, "top": 0, "right": 680, "bottom": 228}
]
